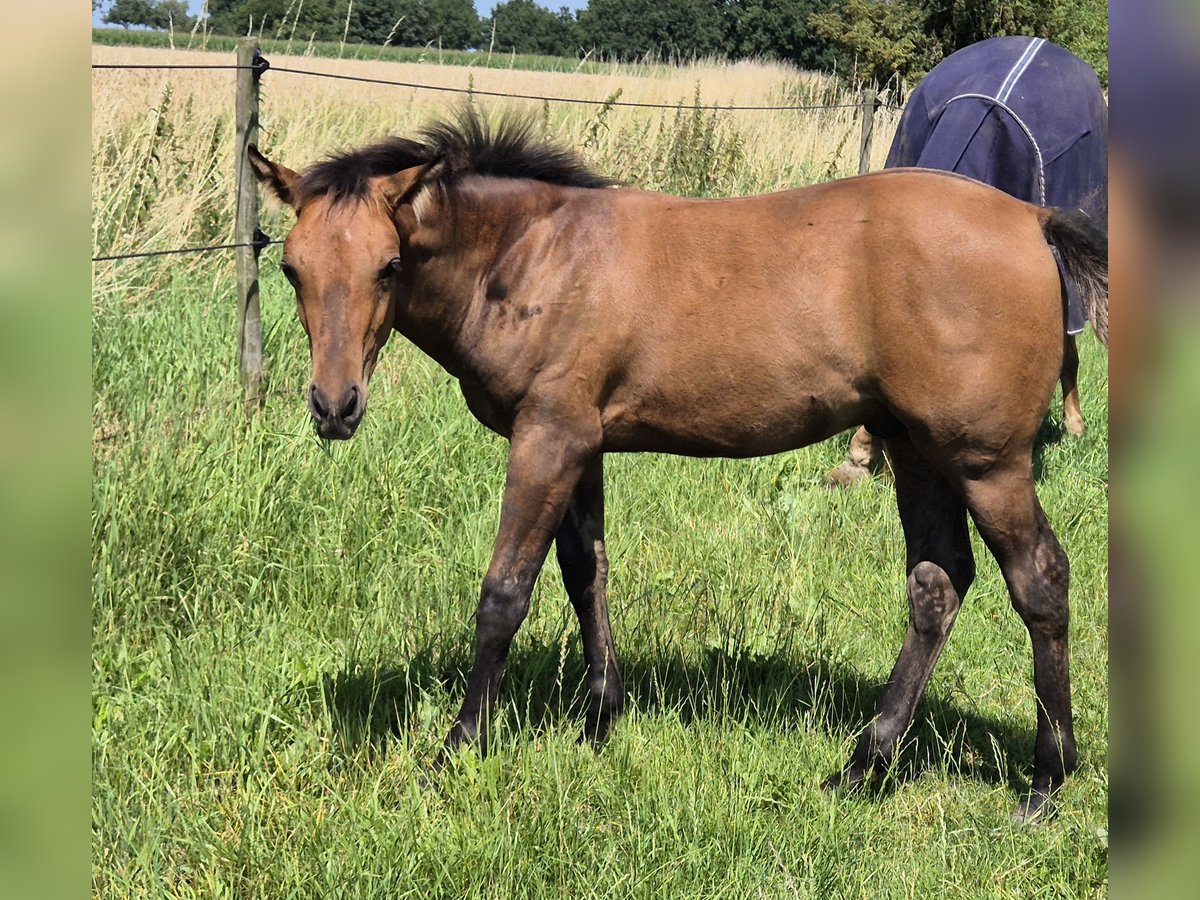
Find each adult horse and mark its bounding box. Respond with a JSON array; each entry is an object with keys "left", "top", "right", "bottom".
[
  {"left": 829, "top": 36, "right": 1109, "bottom": 486},
  {"left": 248, "top": 108, "right": 1107, "bottom": 822}
]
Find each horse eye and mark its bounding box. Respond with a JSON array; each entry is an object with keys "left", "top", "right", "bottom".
[
  {"left": 379, "top": 257, "right": 402, "bottom": 280},
  {"left": 280, "top": 260, "right": 300, "bottom": 287}
]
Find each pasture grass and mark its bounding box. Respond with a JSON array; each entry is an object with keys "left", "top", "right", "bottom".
[{"left": 92, "top": 44, "right": 1107, "bottom": 897}]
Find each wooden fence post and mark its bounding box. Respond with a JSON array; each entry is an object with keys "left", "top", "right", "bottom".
[
  {"left": 235, "top": 38, "right": 264, "bottom": 414},
  {"left": 858, "top": 88, "right": 880, "bottom": 175}
]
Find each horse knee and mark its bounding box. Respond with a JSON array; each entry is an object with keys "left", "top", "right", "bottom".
[
  {"left": 1008, "top": 541, "right": 1070, "bottom": 637},
  {"left": 1010, "top": 586, "right": 1069, "bottom": 638},
  {"left": 907, "top": 561, "right": 960, "bottom": 637},
  {"left": 476, "top": 577, "right": 530, "bottom": 639},
  {"left": 1033, "top": 527, "right": 1069, "bottom": 584}
]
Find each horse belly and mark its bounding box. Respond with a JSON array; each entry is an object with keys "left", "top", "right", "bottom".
[
  {"left": 598, "top": 288, "right": 874, "bottom": 457},
  {"left": 600, "top": 381, "right": 873, "bottom": 457}
]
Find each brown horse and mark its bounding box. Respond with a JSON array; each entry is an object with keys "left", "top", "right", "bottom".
[{"left": 249, "top": 109, "right": 1107, "bottom": 823}]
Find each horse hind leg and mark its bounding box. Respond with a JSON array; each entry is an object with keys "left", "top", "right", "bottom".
[
  {"left": 963, "top": 464, "right": 1077, "bottom": 824},
  {"left": 1061, "top": 334, "right": 1086, "bottom": 437},
  {"left": 825, "top": 436, "right": 975, "bottom": 790}
]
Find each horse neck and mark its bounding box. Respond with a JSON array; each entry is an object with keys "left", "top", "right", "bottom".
[{"left": 397, "top": 177, "right": 567, "bottom": 372}]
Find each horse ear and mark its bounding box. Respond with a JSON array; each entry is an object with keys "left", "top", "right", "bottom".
[
  {"left": 382, "top": 156, "right": 445, "bottom": 209},
  {"left": 247, "top": 144, "right": 299, "bottom": 209}
]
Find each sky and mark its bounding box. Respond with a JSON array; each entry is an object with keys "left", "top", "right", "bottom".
[{"left": 93, "top": 1, "right": 591, "bottom": 28}]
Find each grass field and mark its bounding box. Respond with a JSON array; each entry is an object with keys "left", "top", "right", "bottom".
[{"left": 92, "top": 45, "right": 1108, "bottom": 897}]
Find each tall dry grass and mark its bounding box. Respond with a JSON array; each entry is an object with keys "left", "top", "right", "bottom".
[{"left": 91, "top": 45, "right": 901, "bottom": 283}]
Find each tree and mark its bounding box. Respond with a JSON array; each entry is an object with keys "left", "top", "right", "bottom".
[
  {"left": 206, "top": 0, "right": 341, "bottom": 41},
  {"left": 718, "top": 0, "right": 842, "bottom": 71},
  {"left": 205, "top": 0, "right": 477, "bottom": 48},
  {"left": 918, "top": 0, "right": 1059, "bottom": 52},
  {"left": 483, "top": 0, "right": 579, "bottom": 57},
  {"left": 811, "top": 1, "right": 1109, "bottom": 87},
  {"left": 207, "top": 0, "right": 290, "bottom": 37},
  {"left": 104, "top": 0, "right": 152, "bottom": 27},
  {"left": 1045, "top": 0, "right": 1107, "bottom": 86},
  {"left": 809, "top": 0, "right": 939, "bottom": 84},
  {"left": 104, "top": 0, "right": 194, "bottom": 29},
  {"left": 388, "top": 0, "right": 480, "bottom": 50},
  {"left": 342, "top": 0, "right": 407, "bottom": 45},
  {"left": 578, "top": 0, "right": 724, "bottom": 61}
]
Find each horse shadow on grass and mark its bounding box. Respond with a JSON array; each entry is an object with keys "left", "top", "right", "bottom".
[
  {"left": 320, "top": 636, "right": 1035, "bottom": 797},
  {"left": 1032, "top": 414, "right": 1071, "bottom": 482}
]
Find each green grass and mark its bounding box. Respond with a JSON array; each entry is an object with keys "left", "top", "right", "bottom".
[{"left": 92, "top": 252, "right": 1108, "bottom": 896}]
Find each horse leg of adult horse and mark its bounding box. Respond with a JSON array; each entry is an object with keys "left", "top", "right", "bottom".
[
  {"left": 1061, "top": 335, "right": 1086, "bottom": 437},
  {"left": 440, "top": 421, "right": 598, "bottom": 761},
  {"left": 555, "top": 456, "right": 625, "bottom": 746},
  {"left": 826, "top": 426, "right": 885, "bottom": 487},
  {"left": 963, "top": 466, "right": 1076, "bottom": 824},
  {"left": 825, "top": 437, "right": 974, "bottom": 791}
]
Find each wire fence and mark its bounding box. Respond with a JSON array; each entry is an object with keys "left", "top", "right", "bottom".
[
  {"left": 266, "top": 63, "right": 868, "bottom": 112},
  {"left": 91, "top": 237, "right": 283, "bottom": 263},
  {"left": 91, "top": 48, "right": 900, "bottom": 265},
  {"left": 91, "top": 63, "right": 255, "bottom": 70}
]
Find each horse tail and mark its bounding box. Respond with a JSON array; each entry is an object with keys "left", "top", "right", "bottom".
[{"left": 1040, "top": 207, "right": 1109, "bottom": 346}]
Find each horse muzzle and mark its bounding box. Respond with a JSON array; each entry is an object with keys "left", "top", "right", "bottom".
[{"left": 309, "top": 382, "right": 364, "bottom": 440}]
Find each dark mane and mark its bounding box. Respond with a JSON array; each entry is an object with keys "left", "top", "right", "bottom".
[{"left": 295, "top": 107, "right": 617, "bottom": 207}]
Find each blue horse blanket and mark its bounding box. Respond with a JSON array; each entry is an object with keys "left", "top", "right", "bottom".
[{"left": 886, "top": 36, "right": 1108, "bottom": 334}]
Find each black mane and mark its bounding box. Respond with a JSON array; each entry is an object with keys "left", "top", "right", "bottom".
[{"left": 295, "top": 108, "right": 617, "bottom": 206}]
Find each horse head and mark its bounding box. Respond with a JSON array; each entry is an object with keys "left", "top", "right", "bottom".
[{"left": 248, "top": 144, "right": 439, "bottom": 439}]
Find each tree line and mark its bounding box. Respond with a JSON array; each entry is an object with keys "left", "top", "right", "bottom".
[{"left": 97, "top": 0, "right": 1107, "bottom": 87}]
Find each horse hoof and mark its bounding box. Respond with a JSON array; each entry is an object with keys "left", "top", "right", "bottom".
[
  {"left": 576, "top": 730, "right": 604, "bottom": 751},
  {"left": 821, "top": 767, "right": 868, "bottom": 794},
  {"left": 826, "top": 462, "right": 871, "bottom": 488},
  {"left": 1011, "top": 791, "right": 1057, "bottom": 826},
  {"left": 1065, "top": 417, "right": 1086, "bottom": 438},
  {"left": 821, "top": 772, "right": 845, "bottom": 792}
]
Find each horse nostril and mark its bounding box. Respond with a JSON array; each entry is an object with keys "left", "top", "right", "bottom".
[
  {"left": 340, "top": 385, "right": 360, "bottom": 421},
  {"left": 309, "top": 385, "right": 329, "bottom": 420}
]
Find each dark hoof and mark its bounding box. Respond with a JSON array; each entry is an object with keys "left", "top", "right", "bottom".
[
  {"left": 822, "top": 766, "right": 870, "bottom": 794},
  {"left": 1011, "top": 791, "right": 1058, "bottom": 827},
  {"left": 577, "top": 731, "right": 604, "bottom": 751},
  {"left": 578, "top": 714, "right": 617, "bottom": 750}
]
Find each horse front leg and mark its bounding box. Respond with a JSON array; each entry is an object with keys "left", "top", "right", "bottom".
[
  {"left": 555, "top": 456, "right": 625, "bottom": 746},
  {"left": 441, "top": 418, "right": 600, "bottom": 759}
]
